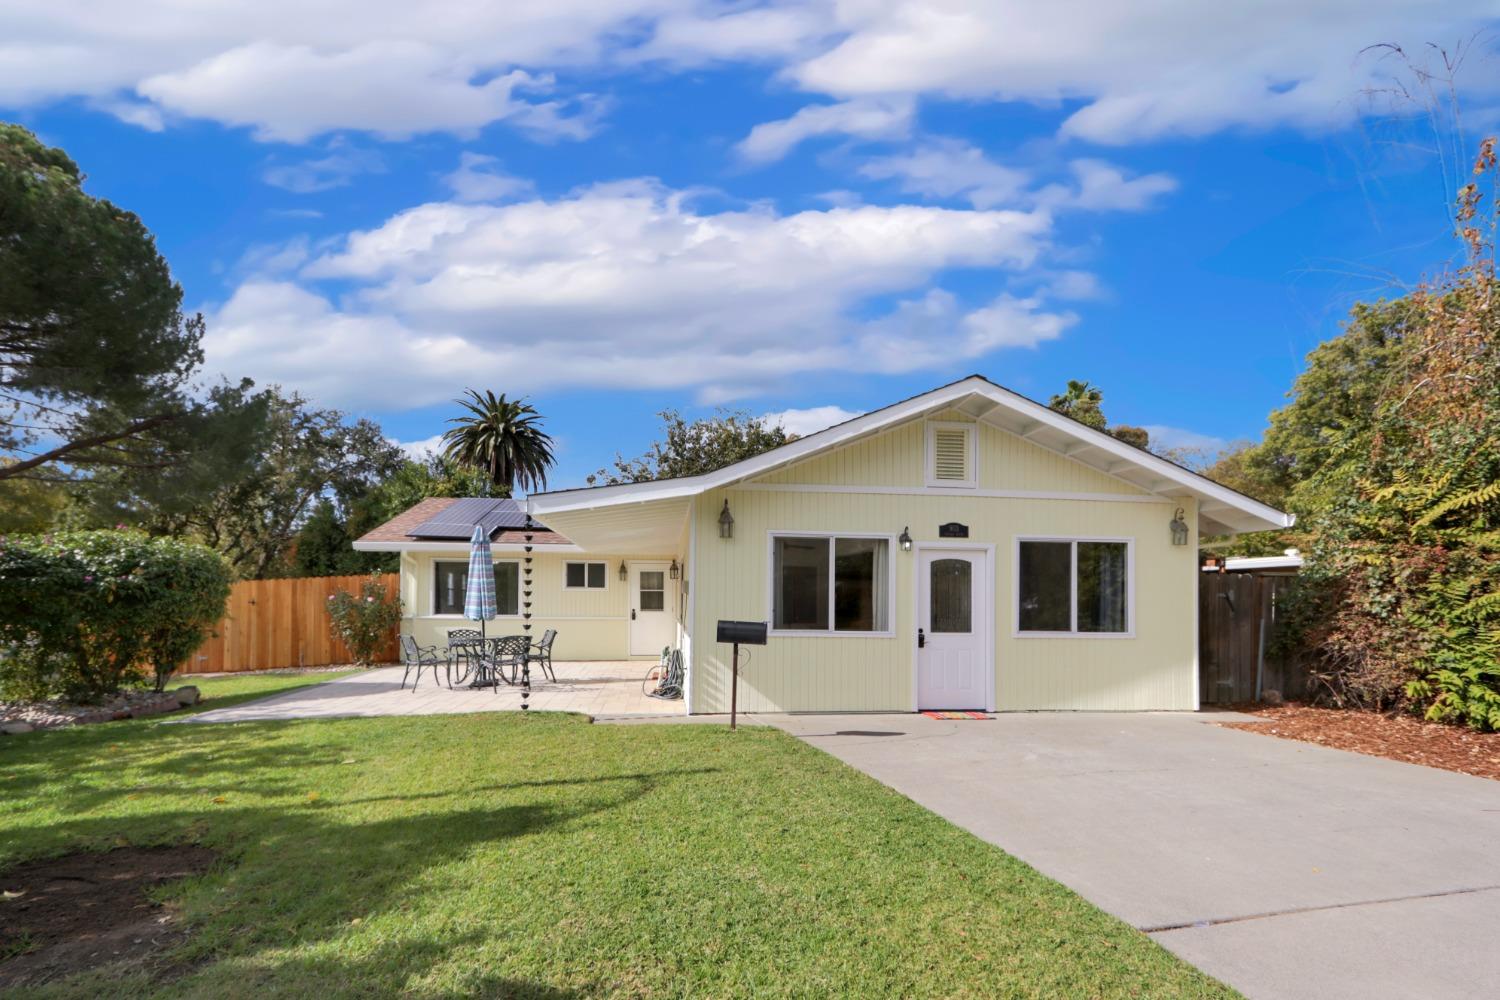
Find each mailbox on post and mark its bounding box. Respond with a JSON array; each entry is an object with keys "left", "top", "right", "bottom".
[{"left": 716, "top": 619, "right": 767, "bottom": 729}]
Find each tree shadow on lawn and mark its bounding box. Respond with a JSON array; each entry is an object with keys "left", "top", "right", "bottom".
[{"left": 6, "top": 762, "right": 709, "bottom": 997}]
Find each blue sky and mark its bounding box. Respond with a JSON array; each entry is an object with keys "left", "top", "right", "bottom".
[{"left": 3, "top": 3, "right": 1494, "bottom": 488}]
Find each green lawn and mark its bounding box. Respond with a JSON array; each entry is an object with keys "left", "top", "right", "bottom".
[{"left": 2, "top": 692, "right": 1235, "bottom": 998}]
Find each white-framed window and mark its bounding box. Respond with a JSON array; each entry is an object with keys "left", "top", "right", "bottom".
[
  {"left": 432, "top": 560, "right": 520, "bottom": 617},
  {"left": 769, "top": 533, "right": 893, "bottom": 635},
  {"left": 1014, "top": 538, "right": 1133, "bottom": 637},
  {"left": 926, "top": 421, "right": 977, "bottom": 488},
  {"left": 564, "top": 561, "right": 608, "bottom": 590}
]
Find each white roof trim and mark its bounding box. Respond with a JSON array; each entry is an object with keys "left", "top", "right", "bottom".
[
  {"left": 352, "top": 540, "right": 583, "bottom": 553},
  {"left": 528, "top": 375, "right": 1293, "bottom": 532}
]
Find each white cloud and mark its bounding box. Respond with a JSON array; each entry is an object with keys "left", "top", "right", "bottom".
[
  {"left": 392, "top": 433, "right": 447, "bottom": 460},
  {"left": 1141, "top": 425, "right": 1230, "bottom": 455},
  {"left": 203, "top": 180, "right": 1070, "bottom": 408},
  {"left": 444, "top": 153, "right": 535, "bottom": 202},
  {"left": 1037, "top": 159, "right": 1178, "bottom": 213},
  {"left": 263, "top": 145, "right": 383, "bottom": 193},
  {"left": 0, "top": 2, "right": 1491, "bottom": 145},
  {"left": 139, "top": 43, "right": 594, "bottom": 143},
  {"left": 761, "top": 405, "right": 863, "bottom": 437},
  {"left": 789, "top": 0, "right": 1494, "bottom": 144},
  {"left": 1044, "top": 270, "right": 1105, "bottom": 301},
  {"left": 735, "top": 98, "right": 914, "bottom": 163},
  {"left": 858, "top": 139, "right": 1030, "bottom": 208}
]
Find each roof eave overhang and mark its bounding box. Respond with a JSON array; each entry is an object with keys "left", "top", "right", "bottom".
[
  {"left": 351, "top": 540, "right": 584, "bottom": 553},
  {"left": 527, "top": 376, "right": 1294, "bottom": 533}
]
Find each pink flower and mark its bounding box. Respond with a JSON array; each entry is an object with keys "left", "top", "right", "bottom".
[{"left": 84, "top": 574, "right": 94, "bottom": 582}]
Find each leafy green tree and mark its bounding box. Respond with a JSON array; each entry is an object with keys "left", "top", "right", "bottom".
[
  {"left": 0, "top": 123, "right": 264, "bottom": 484},
  {"left": 1271, "top": 140, "right": 1500, "bottom": 728},
  {"left": 0, "top": 462, "right": 67, "bottom": 532},
  {"left": 588, "top": 409, "right": 795, "bottom": 485},
  {"left": 99, "top": 389, "right": 403, "bottom": 579},
  {"left": 441, "top": 390, "right": 554, "bottom": 493}
]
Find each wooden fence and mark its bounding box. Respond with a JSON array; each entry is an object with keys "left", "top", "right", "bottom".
[
  {"left": 182, "top": 573, "right": 400, "bottom": 674},
  {"left": 1198, "top": 573, "right": 1313, "bottom": 704}
]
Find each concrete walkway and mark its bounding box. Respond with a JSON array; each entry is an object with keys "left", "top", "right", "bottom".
[
  {"left": 182, "top": 661, "right": 684, "bottom": 723},
  {"left": 767, "top": 711, "right": 1500, "bottom": 1000}
]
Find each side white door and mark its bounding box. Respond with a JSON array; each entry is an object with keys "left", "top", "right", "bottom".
[
  {"left": 628, "top": 562, "right": 675, "bottom": 656},
  {"left": 916, "top": 548, "right": 990, "bottom": 710}
]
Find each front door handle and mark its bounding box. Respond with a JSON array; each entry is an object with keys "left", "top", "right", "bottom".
[
  {"left": 631, "top": 609, "right": 636, "bottom": 620},
  {"left": 917, "top": 627, "right": 925, "bottom": 649}
]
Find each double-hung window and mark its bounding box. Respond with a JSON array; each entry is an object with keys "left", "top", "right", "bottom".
[
  {"left": 1016, "top": 539, "right": 1131, "bottom": 635},
  {"left": 771, "top": 534, "right": 891, "bottom": 634},
  {"left": 433, "top": 560, "right": 520, "bottom": 616}
]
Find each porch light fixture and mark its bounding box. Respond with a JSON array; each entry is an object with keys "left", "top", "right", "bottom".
[
  {"left": 1169, "top": 507, "right": 1189, "bottom": 546},
  {"left": 717, "top": 499, "right": 734, "bottom": 539},
  {"left": 618, "top": 561, "right": 628, "bottom": 581},
  {"left": 899, "top": 526, "right": 913, "bottom": 552},
  {"left": 669, "top": 559, "right": 679, "bottom": 580}
]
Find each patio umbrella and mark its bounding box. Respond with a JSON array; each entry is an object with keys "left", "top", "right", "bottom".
[{"left": 463, "top": 523, "right": 496, "bottom": 640}]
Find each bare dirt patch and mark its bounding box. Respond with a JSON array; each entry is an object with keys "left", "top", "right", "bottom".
[
  {"left": 0, "top": 845, "right": 216, "bottom": 990},
  {"left": 1223, "top": 703, "right": 1500, "bottom": 781}
]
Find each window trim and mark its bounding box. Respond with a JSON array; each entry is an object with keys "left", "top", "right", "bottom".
[
  {"left": 1011, "top": 536, "right": 1135, "bottom": 639},
  {"left": 766, "top": 530, "right": 897, "bottom": 638},
  {"left": 429, "top": 558, "right": 523, "bottom": 618},
  {"left": 925, "top": 420, "right": 978, "bottom": 489},
  {"left": 563, "top": 560, "right": 609, "bottom": 591}
]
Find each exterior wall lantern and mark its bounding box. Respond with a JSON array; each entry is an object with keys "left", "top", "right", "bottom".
[
  {"left": 718, "top": 499, "right": 734, "bottom": 539},
  {"left": 899, "top": 526, "right": 913, "bottom": 552},
  {"left": 618, "top": 561, "right": 628, "bottom": 581},
  {"left": 669, "top": 559, "right": 679, "bottom": 580},
  {"left": 1169, "top": 507, "right": 1189, "bottom": 546}
]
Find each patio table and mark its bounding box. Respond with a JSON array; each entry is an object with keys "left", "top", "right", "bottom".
[{"left": 448, "top": 635, "right": 530, "bottom": 689}]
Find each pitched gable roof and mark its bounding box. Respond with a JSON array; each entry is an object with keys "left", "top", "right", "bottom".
[{"left": 527, "top": 374, "right": 1292, "bottom": 535}]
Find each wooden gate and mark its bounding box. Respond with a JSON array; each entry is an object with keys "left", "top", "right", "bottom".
[
  {"left": 1198, "top": 573, "right": 1308, "bottom": 704},
  {"left": 182, "top": 574, "right": 400, "bottom": 673}
]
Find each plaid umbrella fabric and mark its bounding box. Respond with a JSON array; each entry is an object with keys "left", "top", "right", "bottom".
[{"left": 463, "top": 524, "right": 496, "bottom": 636}]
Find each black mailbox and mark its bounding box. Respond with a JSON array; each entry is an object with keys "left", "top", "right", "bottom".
[{"left": 716, "top": 620, "right": 767, "bottom": 645}]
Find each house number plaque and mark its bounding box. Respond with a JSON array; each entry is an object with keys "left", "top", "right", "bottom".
[{"left": 938, "top": 522, "right": 969, "bottom": 538}]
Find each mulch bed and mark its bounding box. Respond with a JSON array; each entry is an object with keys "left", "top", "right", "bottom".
[
  {"left": 1222, "top": 703, "right": 1500, "bottom": 781},
  {"left": 0, "top": 846, "right": 217, "bottom": 990}
]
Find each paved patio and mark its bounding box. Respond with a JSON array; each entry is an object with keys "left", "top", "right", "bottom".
[{"left": 182, "top": 661, "right": 684, "bottom": 723}]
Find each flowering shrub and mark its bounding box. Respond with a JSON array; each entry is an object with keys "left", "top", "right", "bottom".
[
  {"left": 0, "top": 530, "right": 231, "bottom": 701},
  {"left": 326, "top": 574, "right": 403, "bottom": 665}
]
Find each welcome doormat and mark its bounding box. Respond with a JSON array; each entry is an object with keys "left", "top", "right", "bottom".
[{"left": 921, "top": 711, "right": 992, "bottom": 720}]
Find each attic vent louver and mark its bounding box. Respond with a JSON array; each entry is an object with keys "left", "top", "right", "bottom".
[{"left": 928, "top": 423, "right": 975, "bottom": 487}]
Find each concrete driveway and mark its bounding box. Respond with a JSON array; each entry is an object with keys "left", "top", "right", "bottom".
[{"left": 769, "top": 711, "right": 1500, "bottom": 1000}]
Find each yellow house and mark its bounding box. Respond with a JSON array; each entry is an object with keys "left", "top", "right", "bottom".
[{"left": 357, "top": 375, "right": 1289, "bottom": 714}]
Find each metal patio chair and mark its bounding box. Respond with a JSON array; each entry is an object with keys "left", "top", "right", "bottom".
[
  {"left": 399, "top": 634, "right": 447, "bottom": 691},
  {"left": 530, "top": 628, "right": 558, "bottom": 683},
  {"left": 484, "top": 635, "right": 532, "bottom": 691}
]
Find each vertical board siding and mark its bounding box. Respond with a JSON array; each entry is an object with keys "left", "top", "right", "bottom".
[
  {"left": 686, "top": 412, "right": 1198, "bottom": 713},
  {"left": 184, "top": 574, "right": 399, "bottom": 673},
  {"left": 402, "top": 551, "right": 683, "bottom": 661},
  {"left": 1199, "top": 574, "right": 1309, "bottom": 703}
]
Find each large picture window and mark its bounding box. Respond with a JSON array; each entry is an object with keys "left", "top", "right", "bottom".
[
  {"left": 1016, "top": 539, "right": 1130, "bottom": 635},
  {"left": 772, "top": 534, "right": 891, "bottom": 634},
  {"left": 433, "top": 561, "right": 520, "bottom": 616}
]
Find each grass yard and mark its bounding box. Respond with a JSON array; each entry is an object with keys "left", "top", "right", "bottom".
[{"left": 1, "top": 695, "right": 1235, "bottom": 998}]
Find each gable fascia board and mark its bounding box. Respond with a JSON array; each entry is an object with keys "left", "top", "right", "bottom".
[{"left": 528, "top": 375, "right": 1293, "bottom": 529}]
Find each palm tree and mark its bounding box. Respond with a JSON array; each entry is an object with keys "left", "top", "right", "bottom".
[
  {"left": 1048, "top": 379, "right": 1107, "bottom": 430},
  {"left": 441, "top": 390, "right": 555, "bottom": 494}
]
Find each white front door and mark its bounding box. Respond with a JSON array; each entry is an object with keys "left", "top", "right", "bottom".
[
  {"left": 917, "top": 548, "right": 990, "bottom": 710},
  {"left": 628, "top": 562, "right": 676, "bottom": 656}
]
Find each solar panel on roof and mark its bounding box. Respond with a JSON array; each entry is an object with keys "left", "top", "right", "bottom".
[{"left": 408, "top": 498, "right": 529, "bottom": 539}]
